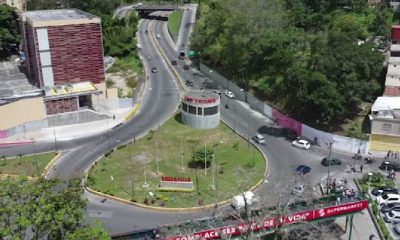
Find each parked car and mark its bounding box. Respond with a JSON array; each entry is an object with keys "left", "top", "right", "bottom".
[
  {"left": 224, "top": 90, "right": 235, "bottom": 98},
  {"left": 381, "top": 202, "right": 400, "bottom": 213},
  {"left": 213, "top": 89, "right": 221, "bottom": 96},
  {"left": 292, "top": 139, "right": 311, "bottom": 150},
  {"left": 231, "top": 191, "right": 256, "bottom": 210},
  {"left": 384, "top": 210, "right": 400, "bottom": 223},
  {"left": 151, "top": 67, "right": 157, "bottom": 73},
  {"left": 379, "top": 161, "right": 400, "bottom": 171},
  {"left": 253, "top": 134, "right": 265, "bottom": 144},
  {"left": 295, "top": 165, "right": 311, "bottom": 175},
  {"left": 281, "top": 128, "right": 298, "bottom": 141},
  {"left": 377, "top": 193, "right": 400, "bottom": 206},
  {"left": 171, "top": 60, "right": 177, "bottom": 65},
  {"left": 292, "top": 182, "right": 305, "bottom": 197},
  {"left": 185, "top": 79, "right": 194, "bottom": 86},
  {"left": 321, "top": 158, "right": 342, "bottom": 166},
  {"left": 372, "top": 186, "right": 399, "bottom": 197},
  {"left": 183, "top": 65, "right": 190, "bottom": 70}
]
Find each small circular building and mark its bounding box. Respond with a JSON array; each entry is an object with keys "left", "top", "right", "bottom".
[{"left": 182, "top": 90, "right": 220, "bottom": 129}]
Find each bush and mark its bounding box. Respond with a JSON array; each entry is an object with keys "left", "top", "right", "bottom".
[
  {"left": 377, "top": 218, "right": 390, "bottom": 239},
  {"left": 130, "top": 198, "right": 137, "bottom": 202},
  {"left": 371, "top": 202, "right": 378, "bottom": 217},
  {"left": 144, "top": 197, "right": 149, "bottom": 205},
  {"left": 233, "top": 142, "right": 239, "bottom": 151}
]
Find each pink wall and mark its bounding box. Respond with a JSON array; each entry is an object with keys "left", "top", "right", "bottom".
[
  {"left": 0, "top": 130, "right": 8, "bottom": 138},
  {"left": 272, "top": 110, "right": 302, "bottom": 135}
]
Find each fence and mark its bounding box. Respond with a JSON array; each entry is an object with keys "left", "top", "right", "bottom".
[{"left": 199, "top": 63, "right": 368, "bottom": 154}]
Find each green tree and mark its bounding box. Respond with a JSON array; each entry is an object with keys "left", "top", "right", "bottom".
[
  {"left": 0, "top": 5, "right": 20, "bottom": 59},
  {"left": 0, "top": 177, "right": 110, "bottom": 240},
  {"left": 190, "top": 147, "right": 214, "bottom": 169}
]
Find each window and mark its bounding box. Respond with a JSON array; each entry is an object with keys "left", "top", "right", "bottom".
[
  {"left": 197, "top": 107, "right": 202, "bottom": 115},
  {"left": 204, "top": 106, "right": 218, "bottom": 115},
  {"left": 182, "top": 103, "right": 188, "bottom": 112},
  {"left": 189, "top": 105, "right": 196, "bottom": 114},
  {"left": 382, "top": 123, "right": 392, "bottom": 131}
]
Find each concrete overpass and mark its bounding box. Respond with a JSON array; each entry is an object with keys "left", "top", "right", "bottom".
[{"left": 135, "top": 5, "right": 177, "bottom": 18}]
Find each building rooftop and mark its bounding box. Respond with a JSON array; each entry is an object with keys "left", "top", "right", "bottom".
[
  {"left": 371, "top": 96, "right": 400, "bottom": 119},
  {"left": 22, "top": 9, "right": 100, "bottom": 27},
  {"left": 184, "top": 90, "right": 219, "bottom": 102}
]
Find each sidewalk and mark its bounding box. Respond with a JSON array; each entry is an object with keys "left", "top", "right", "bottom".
[{"left": 0, "top": 107, "right": 133, "bottom": 145}]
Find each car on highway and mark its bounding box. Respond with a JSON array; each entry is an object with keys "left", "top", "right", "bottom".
[
  {"left": 183, "top": 65, "right": 190, "bottom": 70},
  {"left": 137, "top": 43, "right": 142, "bottom": 50},
  {"left": 171, "top": 60, "right": 177, "bottom": 65},
  {"left": 151, "top": 67, "right": 157, "bottom": 73},
  {"left": 282, "top": 128, "right": 298, "bottom": 141},
  {"left": 292, "top": 139, "right": 311, "bottom": 150},
  {"left": 377, "top": 193, "right": 400, "bottom": 206},
  {"left": 224, "top": 90, "right": 235, "bottom": 98},
  {"left": 381, "top": 202, "right": 400, "bottom": 213},
  {"left": 321, "top": 158, "right": 342, "bottom": 166},
  {"left": 379, "top": 161, "right": 400, "bottom": 171},
  {"left": 372, "top": 186, "right": 398, "bottom": 197},
  {"left": 156, "top": 33, "right": 161, "bottom": 39},
  {"left": 383, "top": 210, "right": 400, "bottom": 223},
  {"left": 253, "top": 134, "right": 265, "bottom": 144},
  {"left": 185, "top": 79, "right": 194, "bottom": 86},
  {"left": 295, "top": 165, "right": 311, "bottom": 175}
]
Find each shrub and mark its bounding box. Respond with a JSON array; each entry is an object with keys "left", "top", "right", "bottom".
[
  {"left": 151, "top": 199, "right": 156, "bottom": 204},
  {"left": 160, "top": 201, "right": 166, "bottom": 207},
  {"left": 130, "top": 198, "right": 137, "bottom": 202},
  {"left": 198, "top": 198, "right": 204, "bottom": 206},
  {"left": 371, "top": 202, "right": 378, "bottom": 217},
  {"left": 144, "top": 197, "right": 149, "bottom": 205},
  {"left": 232, "top": 142, "right": 239, "bottom": 151}
]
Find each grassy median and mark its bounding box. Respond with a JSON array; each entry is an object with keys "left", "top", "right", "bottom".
[
  {"left": 0, "top": 152, "right": 56, "bottom": 177},
  {"left": 88, "top": 113, "right": 266, "bottom": 208},
  {"left": 168, "top": 10, "right": 183, "bottom": 43}
]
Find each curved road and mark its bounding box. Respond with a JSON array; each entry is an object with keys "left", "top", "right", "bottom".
[{"left": 0, "top": 7, "right": 354, "bottom": 236}]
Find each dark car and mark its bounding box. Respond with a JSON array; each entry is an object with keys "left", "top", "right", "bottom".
[
  {"left": 295, "top": 165, "right": 311, "bottom": 175},
  {"left": 381, "top": 202, "right": 400, "bottom": 213},
  {"left": 282, "top": 128, "right": 298, "bottom": 141},
  {"left": 372, "top": 186, "right": 399, "bottom": 197},
  {"left": 183, "top": 65, "right": 190, "bottom": 70},
  {"left": 321, "top": 158, "right": 342, "bottom": 166},
  {"left": 171, "top": 60, "right": 177, "bottom": 65},
  {"left": 151, "top": 67, "right": 157, "bottom": 73},
  {"left": 379, "top": 161, "right": 400, "bottom": 171},
  {"left": 185, "top": 79, "right": 194, "bottom": 86}
]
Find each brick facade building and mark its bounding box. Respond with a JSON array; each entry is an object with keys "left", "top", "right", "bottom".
[{"left": 20, "top": 9, "right": 105, "bottom": 114}]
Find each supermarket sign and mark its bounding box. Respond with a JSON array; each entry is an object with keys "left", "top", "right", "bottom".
[{"left": 165, "top": 200, "right": 368, "bottom": 240}]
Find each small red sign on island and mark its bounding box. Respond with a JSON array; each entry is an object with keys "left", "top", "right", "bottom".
[{"left": 161, "top": 176, "right": 192, "bottom": 182}]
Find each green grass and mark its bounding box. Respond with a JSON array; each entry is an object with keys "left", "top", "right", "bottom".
[
  {"left": 168, "top": 10, "right": 183, "bottom": 43},
  {"left": 88, "top": 113, "right": 266, "bottom": 208},
  {"left": 0, "top": 153, "right": 56, "bottom": 177},
  {"left": 108, "top": 55, "right": 142, "bottom": 74}
]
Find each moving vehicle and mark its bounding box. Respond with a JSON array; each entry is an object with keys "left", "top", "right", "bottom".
[
  {"left": 183, "top": 65, "right": 190, "bottom": 70},
  {"left": 171, "top": 60, "right": 177, "bottom": 65},
  {"left": 137, "top": 43, "right": 142, "bottom": 50},
  {"left": 231, "top": 191, "right": 256, "bottom": 210},
  {"left": 372, "top": 186, "right": 398, "bottom": 197},
  {"left": 295, "top": 165, "right": 311, "bottom": 175},
  {"left": 321, "top": 158, "right": 342, "bottom": 166},
  {"left": 179, "top": 51, "right": 185, "bottom": 59},
  {"left": 156, "top": 33, "right": 161, "bottom": 39},
  {"left": 377, "top": 194, "right": 400, "bottom": 206},
  {"left": 185, "top": 79, "right": 194, "bottom": 86},
  {"left": 151, "top": 67, "right": 157, "bottom": 73},
  {"left": 224, "top": 90, "right": 235, "bottom": 98},
  {"left": 253, "top": 134, "right": 265, "bottom": 144},
  {"left": 384, "top": 210, "right": 400, "bottom": 223},
  {"left": 379, "top": 161, "right": 400, "bottom": 171},
  {"left": 292, "top": 139, "right": 311, "bottom": 150},
  {"left": 381, "top": 202, "right": 400, "bottom": 213}
]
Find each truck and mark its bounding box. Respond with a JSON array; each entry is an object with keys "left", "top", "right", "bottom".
[{"left": 231, "top": 191, "right": 256, "bottom": 210}]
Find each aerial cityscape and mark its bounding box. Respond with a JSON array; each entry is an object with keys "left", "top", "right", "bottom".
[{"left": 0, "top": 0, "right": 400, "bottom": 239}]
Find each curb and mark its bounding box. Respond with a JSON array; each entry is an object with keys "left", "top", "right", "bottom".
[
  {"left": 0, "top": 140, "right": 34, "bottom": 147},
  {"left": 84, "top": 118, "right": 269, "bottom": 212},
  {"left": 124, "top": 103, "right": 141, "bottom": 122},
  {"left": 43, "top": 152, "right": 61, "bottom": 179}
]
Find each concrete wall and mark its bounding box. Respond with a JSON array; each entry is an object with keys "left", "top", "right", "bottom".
[
  {"left": 0, "top": 97, "right": 46, "bottom": 130},
  {"left": 371, "top": 118, "right": 400, "bottom": 136}
]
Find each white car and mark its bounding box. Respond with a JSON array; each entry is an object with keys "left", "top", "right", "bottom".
[
  {"left": 253, "top": 134, "right": 265, "bottom": 144},
  {"left": 377, "top": 194, "right": 400, "bottom": 206},
  {"left": 292, "top": 139, "right": 311, "bottom": 150},
  {"left": 224, "top": 90, "right": 235, "bottom": 98},
  {"left": 137, "top": 43, "right": 142, "bottom": 50},
  {"left": 384, "top": 210, "right": 400, "bottom": 223},
  {"left": 156, "top": 33, "right": 161, "bottom": 39}
]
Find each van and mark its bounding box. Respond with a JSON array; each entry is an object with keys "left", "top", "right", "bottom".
[{"left": 231, "top": 191, "right": 255, "bottom": 210}]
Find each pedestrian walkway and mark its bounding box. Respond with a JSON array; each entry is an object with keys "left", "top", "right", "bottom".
[{"left": 0, "top": 107, "right": 132, "bottom": 145}]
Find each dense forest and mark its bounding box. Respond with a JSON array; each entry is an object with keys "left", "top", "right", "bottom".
[{"left": 191, "top": 0, "right": 394, "bottom": 128}]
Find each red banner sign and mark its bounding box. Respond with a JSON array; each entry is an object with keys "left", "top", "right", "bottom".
[
  {"left": 161, "top": 176, "right": 192, "bottom": 182},
  {"left": 184, "top": 96, "right": 217, "bottom": 104},
  {"left": 165, "top": 200, "right": 368, "bottom": 240}
]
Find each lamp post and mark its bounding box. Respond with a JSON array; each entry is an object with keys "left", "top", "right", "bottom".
[
  {"left": 211, "top": 154, "right": 216, "bottom": 190},
  {"left": 368, "top": 172, "right": 373, "bottom": 193},
  {"left": 155, "top": 141, "right": 160, "bottom": 174},
  {"left": 326, "top": 142, "right": 333, "bottom": 195},
  {"left": 53, "top": 127, "right": 58, "bottom": 153}
]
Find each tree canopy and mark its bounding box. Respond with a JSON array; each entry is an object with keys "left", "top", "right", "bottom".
[
  {"left": 0, "top": 177, "right": 110, "bottom": 240},
  {"left": 0, "top": 4, "right": 20, "bottom": 59},
  {"left": 192, "top": 0, "right": 392, "bottom": 128}
]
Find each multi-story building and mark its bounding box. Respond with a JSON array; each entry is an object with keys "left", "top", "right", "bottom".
[{"left": 20, "top": 9, "right": 105, "bottom": 114}]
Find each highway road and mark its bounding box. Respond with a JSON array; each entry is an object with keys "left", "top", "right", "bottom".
[{"left": 0, "top": 5, "right": 360, "bottom": 237}]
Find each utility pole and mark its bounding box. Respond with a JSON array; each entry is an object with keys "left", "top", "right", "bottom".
[
  {"left": 107, "top": 118, "right": 111, "bottom": 159},
  {"left": 32, "top": 140, "right": 39, "bottom": 177},
  {"left": 180, "top": 137, "right": 184, "bottom": 172},
  {"left": 204, "top": 143, "right": 207, "bottom": 175},
  {"left": 211, "top": 154, "right": 216, "bottom": 190},
  {"left": 156, "top": 141, "right": 160, "bottom": 174},
  {"left": 326, "top": 142, "right": 333, "bottom": 195},
  {"left": 129, "top": 147, "right": 135, "bottom": 198},
  {"left": 53, "top": 127, "right": 58, "bottom": 153}
]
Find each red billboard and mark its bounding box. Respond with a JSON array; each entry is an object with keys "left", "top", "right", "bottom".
[{"left": 165, "top": 200, "right": 368, "bottom": 240}]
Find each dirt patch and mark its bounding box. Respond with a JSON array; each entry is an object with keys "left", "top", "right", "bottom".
[{"left": 105, "top": 70, "right": 138, "bottom": 97}]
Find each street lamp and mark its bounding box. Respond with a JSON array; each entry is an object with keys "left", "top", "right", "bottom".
[
  {"left": 326, "top": 142, "right": 333, "bottom": 195},
  {"left": 368, "top": 172, "right": 373, "bottom": 193}
]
